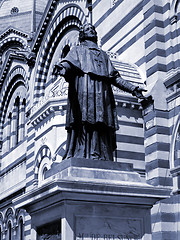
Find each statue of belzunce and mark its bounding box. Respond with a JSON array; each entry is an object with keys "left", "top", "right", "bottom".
[{"left": 53, "top": 24, "right": 146, "bottom": 161}]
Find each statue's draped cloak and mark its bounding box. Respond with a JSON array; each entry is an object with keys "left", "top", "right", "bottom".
[{"left": 58, "top": 41, "right": 135, "bottom": 160}]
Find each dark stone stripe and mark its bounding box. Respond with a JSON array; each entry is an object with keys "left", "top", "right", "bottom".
[
  {"left": 118, "top": 120, "right": 143, "bottom": 128},
  {"left": 143, "top": 110, "right": 169, "bottom": 122},
  {"left": 147, "top": 63, "right": 167, "bottom": 77},
  {"left": 144, "top": 3, "right": 169, "bottom": 20},
  {"left": 25, "top": 219, "right": 31, "bottom": 226},
  {"left": 26, "top": 180, "right": 34, "bottom": 188},
  {"left": 169, "top": 105, "right": 180, "bottom": 118},
  {"left": 26, "top": 151, "right": 34, "bottom": 160},
  {"left": 116, "top": 134, "right": 144, "bottom": 145},
  {"left": 146, "top": 48, "right": 166, "bottom": 63},
  {"left": 135, "top": 56, "right": 146, "bottom": 67},
  {"left": 25, "top": 230, "right": 31, "bottom": 236},
  {"left": 145, "top": 142, "right": 170, "bottom": 155},
  {"left": 117, "top": 150, "right": 145, "bottom": 161},
  {"left": 27, "top": 126, "right": 34, "bottom": 134},
  {"left": 146, "top": 159, "right": 170, "bottom": 172},
  {"left": 147, "top": 176, "right": 172, "bottom": 186},
  {"left": 26, "top": 160, "right": 34, "bottom": 170},
  {"left": 27, "top": 132, "right": 35, "bottom": 142},
  {"left": 27, "top": 142, "right": 35, "bottom": 152},
  {"left": 145, "top": 33, "right": 165, "bottom": 48},
  {"left": 144, "top": 19, "right": 165, "bottom": 35},
  {"left": 26, "top": 170, "right": 34, "bottom": 179},
  {"left": 100, "top": 2, "right": 142, "bottom": 45},
  {"left": 93, "top": 0, "right": 104, "bottom": 9},
  {"left": 152, "top": 232, "right": 177, "bottom": 240},
  {"left": 151, "top": 212, "right": 175, "bottom": 223}
]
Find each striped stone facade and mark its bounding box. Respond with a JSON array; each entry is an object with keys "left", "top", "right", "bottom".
[{"left": 0, "top": 0, "right": 179, "bottom": 239}]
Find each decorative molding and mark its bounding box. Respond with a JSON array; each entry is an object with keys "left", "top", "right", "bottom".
[
  {"left": 10, "top": 7, "right": 19, "bottom": 15},
  {"left": 0, "top": 27, "right": 29, "bottom": 41}
]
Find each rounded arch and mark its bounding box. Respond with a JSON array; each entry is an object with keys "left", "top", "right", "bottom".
[
  {"left": 15, "top": 209, "right": 25, "bottom": 225},
  {"left": 0, "top": 212, "right": 4, "bottom": 234},
  {"left": 34, "top": 145, "right": 51, "bottom": 182},
  {"left": 4, "top": 208, "right": 15, "bottom": 227},
  {"left": 0, "top": 37, "right": 26, "bottom": 52},
  {"left": 0, "top": 66, "right": 27, "bottom": 136},
  {"left": 33, "top": 3, "right": 88, "bottom": 103},
  {"left": 170, "top": 0, "right": 180, "bottom": 22}
]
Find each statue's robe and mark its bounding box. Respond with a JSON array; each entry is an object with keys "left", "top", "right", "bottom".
[{"left": 57, "top": 40, "right": 136, "bottom": 160}]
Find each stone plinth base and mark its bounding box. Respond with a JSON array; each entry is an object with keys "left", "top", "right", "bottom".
[{"left": 14, "top": 158, "right": 170, "bottom": 240}]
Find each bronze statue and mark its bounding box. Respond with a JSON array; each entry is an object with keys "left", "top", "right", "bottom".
[{"left": 53, "top": 23, "right": 145, "bottom": 161}]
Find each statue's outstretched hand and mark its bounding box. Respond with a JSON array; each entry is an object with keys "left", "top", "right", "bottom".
[
  {"left": 52, "top": 64, "right": 65, "bottom": 76},
  {"left": 133, "top": 87, "right": 147, "bottom": 99}
]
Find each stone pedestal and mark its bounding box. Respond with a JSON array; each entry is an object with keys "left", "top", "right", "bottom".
[{"left": 14, "top": 158, "right": 170, "bottom": 240}]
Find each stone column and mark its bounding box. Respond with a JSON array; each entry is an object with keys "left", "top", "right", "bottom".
[
  {"left": 6, "top": 113, "right": 12, "bottom": 152},
  {"left": 10, "top": 104, "right": 17, "bottom": 148},
  {"left": 19, "top": 98, "right": 26, "bottom": 142}
]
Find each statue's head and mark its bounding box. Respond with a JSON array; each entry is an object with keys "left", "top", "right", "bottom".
[{"left": 79, "top": 23, "right": 98, "bottom": 43}]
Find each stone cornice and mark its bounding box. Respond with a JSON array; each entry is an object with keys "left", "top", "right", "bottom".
[{"left": 30, "top": 97, "right": 67, "bottom": 127}]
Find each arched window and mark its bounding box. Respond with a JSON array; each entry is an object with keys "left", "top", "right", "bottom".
[
  {"left": 19, "top": 217, "right": 24, "bottom": 240},
  {"left": 0, "top": 225, "right": 2, "bottom": 240},
  {"left": 42, "top": 166, "right": 48, "bottom": 181},
  {"left": 2, "top": 84, "right": 27, "bottom": 154},
  {"left": 7, "top": 221, "right": 12, "bottom": 240},
  {"left": 15, "top": 97, "right": 20, "bottom": 145}
]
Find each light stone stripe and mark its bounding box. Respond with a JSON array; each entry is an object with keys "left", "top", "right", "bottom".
[
  {"left": 144, "top": 26, "right": 165, "bottom": 41},
  {"left": 147, "top": 168, "right": 170, "bottom": 180},
  {"left": 116, "top": 142, "right": 144, "bottom": 152},
  {"left": 118, "top": 126, "right": 144, "bottom": 137},
  {"left": 25, "top": 214, "right": 31, "bottom": 221},
  {"left": 151, "top": 203, "right": 174, "bottom": 214},
  {"left": 24, "top": 224, "right": 31, "bottom": 232},
  {"left": 119, "top": 39, "right": 146, "bottom": 66},
  {"left": 152, "top": 222, "right": 177, "bottom": 232},
  {"left": 146, "top": 56, "right": 166, "bottom": 70},
  {"left": 93, "top": 0, "right": 111, "bottom": 23},
  {"left": 145, "top": 135, "right": 170, "bottom": 147},
  {"left": 145, "top": 41, "right": 166, "bottom": 56},
  {"left": 145, "top": 151, "right": 169, "bottom": 163}
]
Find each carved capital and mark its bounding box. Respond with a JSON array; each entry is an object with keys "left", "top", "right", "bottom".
[{"left": 15, "top": 50, "right": 36, "bottom": 67}]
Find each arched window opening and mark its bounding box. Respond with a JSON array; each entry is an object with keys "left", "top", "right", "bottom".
[
  {"left": 0, "top": 225, "right": 2, "bottom": 240},
  {"left": 61, "top": 45, "right": 70, "bottom": 59},
  {"left": 7, "top": 221, "right": 12, "bottom": 240},
  {"left": 2, "top": 83, "right": 27, "bottom": 154},
  {"left": 15, "top": 97, "right": 20, "bottom": 145},
  {"left": 175, "top": 0, "right": 180, "bottom": 14},
  {"left": 8, "top": 112, "right": 12, "bottom": 151},
  {"left": 19, "top": 217, "right": 24, "bottom": 240},
  {"left": 42, "top": 166, "right": 48, "bottom": 181}
]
